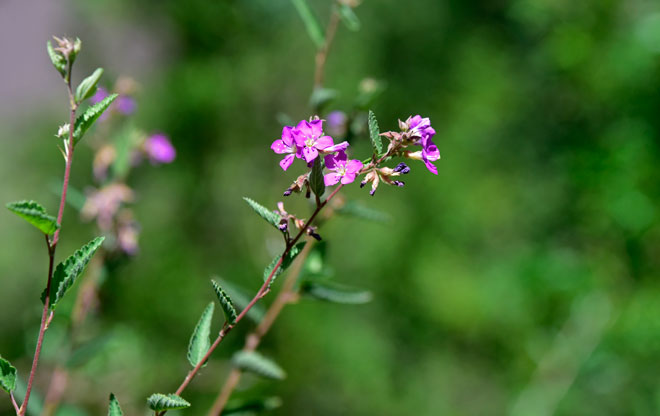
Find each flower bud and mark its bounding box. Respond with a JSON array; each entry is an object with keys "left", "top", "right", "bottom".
[{"left": 393, "top": 162, "right": 410, "bottom": 174}]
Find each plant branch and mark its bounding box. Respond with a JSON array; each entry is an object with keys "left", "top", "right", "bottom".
[{"left": 314, "top": 8, "right": 340, "bottom": 88}]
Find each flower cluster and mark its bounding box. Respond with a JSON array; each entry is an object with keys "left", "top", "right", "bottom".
[{"left": 272, "top": 114, "right": 440, "bottom": 196}]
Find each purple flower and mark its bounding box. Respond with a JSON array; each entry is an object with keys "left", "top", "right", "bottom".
[
  {"left": 116, "top": 95, "right": 137, "bottom": 115},
  {"left": 408, "top": 115, "right": 436, "bottom": 141},
  {"left": 90, "top": 87, "right": 109, "bottom": 105},
  {"left": 407, "top": 115, "right": 440, "bottom": 175},
  {"left": 271, "top": 126, "right": 299, "bottom": 171},
  {"left": 293, "top": 119, "right": 335, "bottom": 163},
  {"left": 324, "top": 150, "right": 363, "bottom": 186},
  {"left": 326, "top": 111, "right": 347, "bottom": 137},
  {"left": 144, "top": 134, "right": 176, "bottom": 164},
  {"left": 421, "top": 136, "right": 440, "bottom": 175}
]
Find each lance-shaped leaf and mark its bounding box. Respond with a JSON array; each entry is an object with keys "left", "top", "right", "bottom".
[
  {"left": 336, "top": 200, "right": 390, "bottom": 223},
  {"left": 301, "top": 281, "right": 373, "bottom": 304},
  {"left": 368, "top": 110, "right": 382, "bottom": 155},
  {"left": 290, "top": 0, "right": 325, "bottom": 48},
  {"left": 47, "top": 40, "right": 66, "bottom": 77},
  {"left": 243, "top": 197, "right": 281, "bottom": 230},
  {"left": 211, "top": 280, "right": 237, "bottom": 325},
  {"left": 263, "top": 242, "right": 306, "bottom": 288},
  {"left": 42, "top": 236, "right": 105, "bottom": 310},
  {"left": 6, "top": 200, "right": 59, "bottom": 235},
  {"left": 108, "top": 393, "right": 123, "bottom": 416},
  {"left": 0, "top": 356, "right": 17, "bottom": 393},
  {"left": 73, "top": 94, "right": 118, "bottom": 144},
  {"left": 187, "top": 302, "right": 214, "bottom": 367},
  {"left": 309, "top": 158, "right": 325, "bottom": 199},
  {"left": 75, "top": 68, "right": 104, "bottom": 104},
  {"left": 337, "top": 3, "right": 360, "bottom": 31},
  {"left": 147, "top": 393, "right": 190, "bottom": 411},
  {"left": 214, "top": 277, "right": 264, "bottom": 323},
  {"left": 232, "top": 351, "right": 286, "bottom": 380}
]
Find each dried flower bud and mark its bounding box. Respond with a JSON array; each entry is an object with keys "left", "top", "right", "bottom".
[
  {"left": 393, "top": 162, "right": 410, "bottom": 174},
  {"left": 393, "top": 180, "right": 405, "bottom": 187}
]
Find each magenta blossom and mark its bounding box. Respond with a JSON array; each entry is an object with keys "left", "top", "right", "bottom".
[
  {"left": 144, "top": 134, "right": 176, "bottom": 164},
  {"left": 408, "top": 115, "right": 440, "bottom": 175},
  {"left": 271, "top": 126, "right": 300, "bottom": 171},
  {"left": 324, "top": 150, "right": 363, "bottom": 186},
  {"left": 293, "top": 119, "right": 335, "bottom": 163},
  {"left": 420, "top": 136, "right": 440, "bottom": 175}
]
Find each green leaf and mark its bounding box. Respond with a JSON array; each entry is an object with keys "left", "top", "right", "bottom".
[
  {"left": 368, "top": 110, "right": 382, "bottom": 155},
  {"left": 243, "top": 197, "right": 281, "bottom": 230},
  {"left": 42, "top": 237, "right": 105, "bottom": 310},
  {"left": 47, "top": 40, "right": 66, "bottom": 77},
  {"left": 309, "top": 87, "right": 338, "bottom": 111},
  {"left": 232, "top": 351, "right": 286, "bottom": 380},
  {"left": 73, "top": 94, "right": 118, "bottom": 144},
  {"left": 301, "top": 281, "right": 373, "bottom": 304},
  {"left": 336, "top": 200, "right": 390, "bottom": 223},
  {"left": 263, "top": 242, "right": 306, "bottom": 288},
  {"left": 187, "top": 302, "right": 214, "bottom": 367},
  {"left": 147, "top": 393, "right": 191, "bottom": 411},
  {"left": 309, "top": 158, "right": 325, "bottom": 198},
  {"left": 213, "top": 277, "right": 264, "bottom": 324},
  {"left": 108, "top": 393, "right": 123, "bottom": 416},
  {"left": 211, "top": 280, "right": 237, "bottom": 325},
  {"left": 337, "top": 4, "right": 360, "bottom": 31},
  {"left": 0, "top": 356, "right": 17, "bottom": 393},
  {"left": 6, "top": 200, "right": 59, "bottom": 235},
  {"left": 75, "top": 68, "right": 104, "bottom": 104},
  {"left": 291, "top": 0, "right": 325, "bottom": 48}
]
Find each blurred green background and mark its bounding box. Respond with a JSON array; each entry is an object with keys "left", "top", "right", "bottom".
[{"left": 1, "top": 0, "right": 660, "bottom": 415}]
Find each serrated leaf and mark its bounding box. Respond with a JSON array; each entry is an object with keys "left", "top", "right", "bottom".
[
  {"left": 187, "top": 302, "right": 214, "bottom": 367},
  {"left": 108, "top": 393, "right": 123, "bottom": 416},
  {"left": 368, "top": 110, "right": 382, "bottom": 155},
  {"left": 291, "top": 0, "right": 325, "bottom": 48},
  {"left": 147, "top": 393, "right": 191, "bottom": 411},
  {"left": 47, "top": 40, "right": 66, "bottom": 77},
  {"left": 214, "top": 277, "right": 264, "bottom": 324},
  {"left": 42, "top": 237, "right": 105, "bottom": 310},
  {"left": 211, "top": 280, "right": 237, "bottom": 325},
  {"left": 75, "top": 68, "right": 104, "bottom": 104},
  {"left": 301, "top": 281, "right": 372, "bottom": 304},
  {"left": 263, "top": 242, "right": 306, "bottom": 289},
  {"left": 0, "top": 356, "right": 17, "bottom": 393},
  {"left": 73, "top": 94, "right": 118, "bottom": 144},
  {"left": 336, "top": 200, "right": 390, "bottom": 223},
  {"left": 6, "top": 200, "right": 59, "bottom": 235},
  {"left": 309, "top": 87, "right": 338, "bottom": 111},
  {"left": 243, "top": 197, "right": 281, "bottom": 230},
  {"left": 309, "top": 158, "right": 325, "bottom": 198},
  {"left": 232, "top": 351, "right": 286, "bottom": 380},
  {"left": 337, "top": 4, "right": 360, "bottom": 31}
]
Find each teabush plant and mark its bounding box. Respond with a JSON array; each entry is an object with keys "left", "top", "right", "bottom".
[{"left": 1, "top": 1, "right": 441, "bottom": 415}]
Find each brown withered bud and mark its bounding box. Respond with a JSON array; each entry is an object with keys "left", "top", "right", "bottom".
[
  {"left": 283, "top": 173, "right": 308, "bottom": 196},
  {"left": 398, "top": 118, "right": 408, "bottom": 131}
]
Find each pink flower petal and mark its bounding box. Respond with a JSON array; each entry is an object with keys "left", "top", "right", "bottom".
[
  {"left": 303, "top": 146, "right": 318, "bottom": 162},
  {"left": 346, "top": 159, "right": 363, "bottom": 174},
  {"left": 280, "top": 154, "right": 295, "bottom": 171},
  {"left": 340, "top": 173, "right": 356, "bottom": 184},
  {"left": 315, "top": 135, "right": 334, "bottom": 150},
  {"left": 324, "top": 154, "right": 337, "bottom": 170},
  {"left": 271, "top": 139, "right": 289, "bottom": 154},
  {"left": 324, "top": 173, "right": 341, "bottom": 186},
  {"left": 325, "top": 141, "right": 349, "bottom": 152}
]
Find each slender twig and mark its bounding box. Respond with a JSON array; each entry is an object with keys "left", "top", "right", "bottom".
[
  {"left": 207, "top": 239, "right": 315, "bottom": 416},
  {"left": 10, "top": 392, "right": 20, "bottom": 414},
  {"left": 157, "top": 185, "right": 344, "bottom": 416},
  {"left": 19, "top": 71, "right": 78, "bottom": 416}
]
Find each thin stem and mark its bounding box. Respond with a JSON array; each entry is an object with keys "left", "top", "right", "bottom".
[
  {"left": 19, "top": 77, "right": 78, "bottom": 416},
  {"left": 207, "top": 239, "right": 315, "bottom": 416},
  {"left": 314, "top": 8, "right": 341, "bottom": 88},
  {"left": 159, "top": 185, "right": 344, "bottom": 416},
  {"left": 10, "top": 392, "right": 20, "bottom": 414}
]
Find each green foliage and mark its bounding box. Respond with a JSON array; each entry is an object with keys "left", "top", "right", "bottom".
[
  {"left": 309, "top": 158, "right": 325, "bottom": 199},
  {"left": 187, "top": 302, "right": 214, "bottom": 367},
  {"left": 42, "top": 236, "right": 105, "bottom": 310},
  {"left": 75, "top": 68, "right": 104, "bottom": 104},
  {"left": 336, "top": 200, "right": 390, "bottom": 223},
  {"left": 368, "top": 110, "right": 382, "bottom": 155},
  {"left": 301, "top": 281, "right": 373, "bottom": 304},
  {"left": 232, "top": 351, "right": 286, "bottom": 380},
  {"left": 108, "top": 393, "right": 123, "bottom": 416},
  {"left": 147, "top": 393, "right": 191, "bottom": 411},
  {"left": 46, "top": 40, "right": 66, "bottom": 77},
  {"left": 214, "top": 277, "right": 265, "bottom": 323},
  {"left": 66, "top": 333, "right": 113, "bottom": 368},
  {"left": 73, "top": 94, "right": 118, "bottom": 144},
  {"left": 263, "top": 242, "right": 306, "bottom": 288},
  {"left": 290, "top": 0, "right": 325, "bottom": 48},
  {"left": 243, "top": 197, "right": 281, "bottom": 230},
  {"left": 309, "top": 87, "right": 338, "bottom": 111},
  {"left": 223, "top": 396, "right": 282, "bottom": 415},
  {"left": 0, "top": 356, "right": 16, "bottom": 393},
  {"left": 337, "top": 4, "right": 360, "bottom": 31},
  {"left": 211, "top": 280, "right": 237, "bottom": 325},
  {"left": 6, "top": 200, "right": 59, "bottom": 235}
]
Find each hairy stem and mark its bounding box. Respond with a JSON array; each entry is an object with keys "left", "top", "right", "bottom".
[
  {"left": 158, "top": 185, "right": 344, "bottom": 416},
  {"left": 20, "top": 78, "right": 78, "bottom": 416}
]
